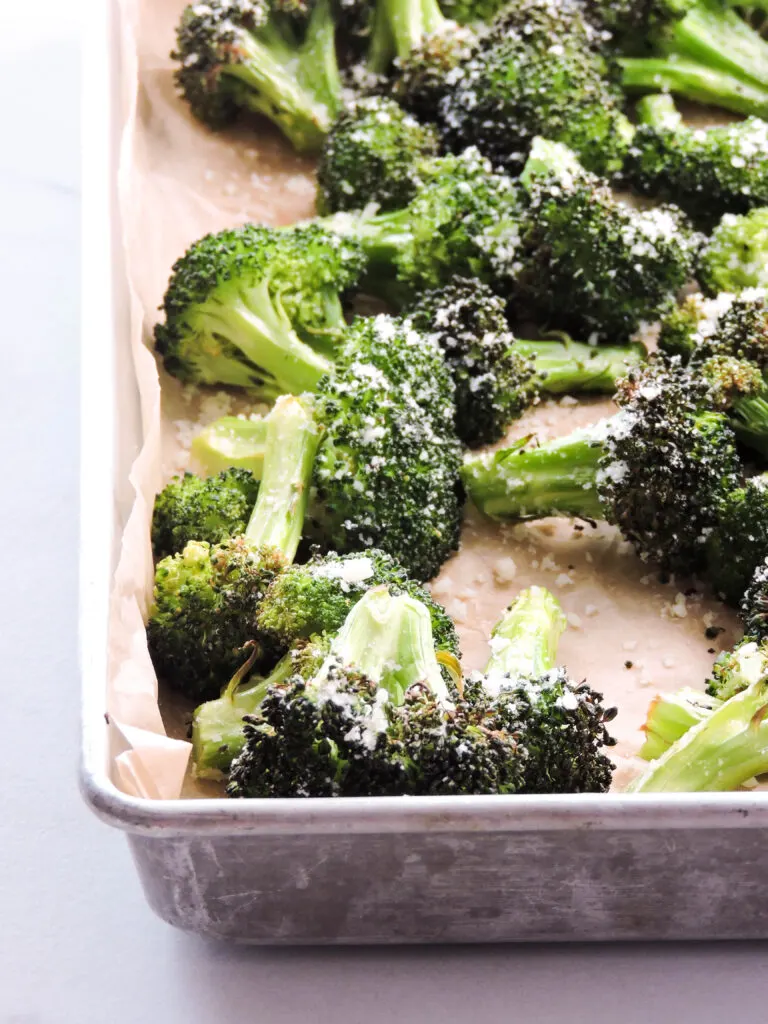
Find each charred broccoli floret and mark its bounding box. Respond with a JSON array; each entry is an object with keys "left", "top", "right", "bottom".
[
  {"left": 256, "top": 549, "right": 460, "bottom": 653},
  {"left": 316, "top": 96, "right": 440, "bottom": 214},
  {"left": 438, "top": 0, "right": 634, "bottom": 175},
  {"left": 154, "top": 223, "right": 364, "bottom": 392},
  {"left": 151, "top": 468, "right": 260, "bottom": 561},
  {"left": 625, "top": 94, "right": 768, "bottom": 228},
  {"left": 706, "top": 472, "right": 768, "bottom": 604},
  {"left": 699, "top": 207, "right": 768, "bottom": 293},
  {"left": 171, "top": 0, "right": 343, "bottom": 151},
  {"left": 147, "top": 396, "right": 321, "bottom": 702},
  {"left": 630, "top": 638, "right": 768, "bottom": 791},
  {"left": 462, "top": 363, "right": 740, "bottom": 574}
]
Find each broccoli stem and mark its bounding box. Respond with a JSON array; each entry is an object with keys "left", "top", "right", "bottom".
[
  {"left": 517, "top": 338, "right": 646, "bottom": 395},
  {"left": 630, "top": 675, "right": 768, "bottom": 791},
  {"left": 191, "top": 416, "right": 268, "bottom": 478},
  {"left": 638, "top": 688, "right": 722, "bottom": 761},
  {"left": 620, "top": 56, "right": 768, "bottom": 117},
  {"left": 367, "top": 0, "right": 448, "bottom": 70},
  {"left": 635, "top": 92, "right": 684, "bottom": 130},
  {"left": 485, "top": 587, "right": 567, "bottom": 679},
  {"left": 461, "top": 426, "right": 607, "bottom": 521},
  {"left": 730, "top": 392, "right": 768, "bottom": 458},
  {"left": 192, "top": 647, "right": 294, "bottom": 779},
  {"left": 244, "top": 395, "right": 320, "bottom": 560},
  {"left": 224, "top": 2, "right": 340, "bottom": 152}
]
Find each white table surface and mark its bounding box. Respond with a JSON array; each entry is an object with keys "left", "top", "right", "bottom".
[{"left": 3, "top": 2, "right": 768, "bottom": 1020}]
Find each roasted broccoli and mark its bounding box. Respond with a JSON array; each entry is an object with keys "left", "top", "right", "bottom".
[
  {"left": 255, "top": 548, "right": 460, "bottom": 653},
  {"left": 171, "top": 0, "right": 343, "bottom": 151},
  {"left": 151, "top": 468, "right": 260, "bottom": 560},
  {"left": 191, "top": 415, "right": 268, "bottom": 476},
  {"left": 742, "top": 559, "right": 768, "bottom": 639},
  {"left": 630, "top": 638, "right": 768, "bottom": 791},
  {"left": 316, "top": 96, "right": 440, "bottom": 214},
  {"left": 658, "top": 289, "right": 768, "bottom": 365},
  {"left": 699, "top": 207, "right": 768, "bottom": 294},
  {"left": 625, "top": 94, "right": 768, "bottom": 228},
  {"left": 438, "top": 0, "right": 634, "bottom": 175},
  {"left": 147, "top": 395, "right": 321, "bottom": 702},
  {"left": 406, "top": 277, "right": 646, "bottom": 447},
  {"left": 461, "top": 363, "right": 740, "bottom": 574},
  {"left": 638, "top": 687, "right": 723, "bottom": 760},
  {"left": 706, "top": 472, "right": 768, "bottom": 604},
  {"left": 154, "top": 223, "right": 364, "bottom": 391}
]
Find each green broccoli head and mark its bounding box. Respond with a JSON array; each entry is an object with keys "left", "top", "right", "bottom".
[
  {"left": 699, "top": 208, "right": 768, "bottom": 295},
  {"left": 407, "top": 276, "right": 538, "bottom": 447},
  {"left": 151, "top": 469, "right": 260, "bottom": 561},
  {"left": 509, "top": 138, "right": 702, "bottom": 341},
  {"left": 256, "top": 549, "right": 461, "bottom": 653},
  {"left": 585, "top": 0, "right": 694, "bottom": 38},
  {"left": 439, "top": 0, "right": 506, "bottom": 22},
  {"left": 742, "top": 561, "right": 768, "bottom": 641},
  {"left": 706, "top": 474, "right": 768, "bottom": 607},
  {"left": 154, "top": 223, "right": 364, "bottom": 393},
  {"left": 147, "top": 538, "right": 285, "bottom": 702},
  {"left": 171, "top": 0, "right": 342, "bottom": 151},
  {"left": 393, "top": 22, "right": 478, "bottom": 123},
  {"left": 308, "top": 315, "right": 464, "bottom": 580},
  {"left": 659, "top": 290, "right": 768, "bottom": 367},
  {"left": 706, "top": 637, "right": 768, "bottom": 701},
  {"left": 316, "top": 97, "right": 440, "bottom": 214},
  {"left": 438, "top": 0, "right": 634, "bottom": 176}
]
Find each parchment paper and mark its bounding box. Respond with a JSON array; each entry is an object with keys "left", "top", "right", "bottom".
[{"left": 109, "top": 0, "right": 742, "bottom": 799}]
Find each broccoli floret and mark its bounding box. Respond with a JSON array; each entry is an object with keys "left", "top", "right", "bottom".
[
  {"left": 638, "top": 687, "right": 723, "bottom": 760},
  {"left": 151, "top": 468, "right": 260, "bottom": 561},
  {"left": 462, "top": 363, "right": 740, "bottom": 574},
  {"left": 659, "top": 289, "right": 768, "bottom": 365},
  {"left": 316, "top": 97, "right": 440, "bottom": 214},
  {"left": 590, "top": 0, "right": 768, "bottom": 118},
  {"left": 308, "top": 315, "right": 464, "bottom": 580},
  {"left": 508, "top": 138, "right": 702, "bottom": 341},
  {"left": 147, "top": 396, "right": 321, "bottom": 701},
  {"left": 256, "top": 549, "right": 460, "bottom": 653},
  {"left": 438, "top": 0, "right": 634, "bottom": 176},
  {"left": 699, "top": 208, "right": 768, "bottom": 294},
  {"left": 706, "top": 472, "right": 768, "bottom": 604},
  {"left": 698, "top": 353, "right": 768, "bottom": 458},
  {"left": 630, "top": 638, "right": 768, "bottom": 791},
  {"left": 171, "top": 0, "right": 343, "bottom": 151},
  {"left": 191, "top": 415, "right": 268, "bottom": 476},
  {"left": 392, "top": 22, "right": 478, "bottom": 122},
  {"left": 154, "top": 223, "right": 364, "bottom": 392},
  {"left": 742, "top": 559, "right": 768, "bottom": 639},
  {"left": 191, "top": 635, "right": 330, "bottom": 779},
  {"left": 625, "top": 95, "right": 768, "bottom": 229}
]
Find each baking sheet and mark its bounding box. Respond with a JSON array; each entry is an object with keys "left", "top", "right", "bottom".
[{"left": 108, "top": 0, "right": 742, "bottom": 799}]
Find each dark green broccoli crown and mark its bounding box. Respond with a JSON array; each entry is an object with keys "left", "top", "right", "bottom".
[
  {"left": 512, "top": 151, "right": 702, "bottom": 341},
  {"left": 599, "top": 364, "right": 740, "bottom": 573},
  {"left": 308, "top": 315, "right": 464, "bottom": 580},
  {"left": 154, "top": 222, "right": 364, "bottom": 388},
  {"left": 659, "top": 290, "right": 768, "bottom": 367},
  {"left": 585, "top": 0, "right": 694, "bottom": 38},
  {"left": 256, "top": 549, "right": 461, "bottom": 652},
  {"left": 706, "top": 637, "right": 767, "bottom": 701},
  {"left": 700, "top": 354, "right": 764, "bottom": 410},
  {"left": 706, "top": 474, "right": 768, "bottom": 606},
  {"left": 172, "top": 0, "right": 272, "bottom": 129},
  {"left": 147, "top": 537, "right": 285, "bottom": 702},
  {"left": 316, "top": 97, "right": 440, "bottom": 214},
  {"left": 700, "top": 209, "right": 768, "bottom": 295},
  {"left": 407, "top": 276, "right": 537, "bottom": 447},
  {"left": 476, "top": 668, "right": 617, "bottom": 794},
  {"left": 438, "top": 1, "right": 632, "bottom": 176},
  {"left": 394, "top": 22, "right": 478, "bottom": 123},
  {"left": 626, "top": 118, "right": 768, "bottom": 230},
  {"left": 742, "top": 562, "right": 768, "bottom": 641},
  {"left": 151, "top": 469, "right": 260, "bottom": 561}
]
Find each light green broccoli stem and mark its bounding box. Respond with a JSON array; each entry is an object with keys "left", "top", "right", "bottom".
[
  {"left": 630, "top": 674, "right": 768, "bottom": 792},
  {"left": 517, "top": 338, "right": 646, "bottom": 394},
  {"left": 379, "top": 0, "right": 448, "bottom": 62},
  {"left": 224, "top": 1, "right": 340, "bottom": 152},
  {"left": 731, "top": 391, "right": 768, "bottom": 458},
  {"left": 244, "top": 395, "right": 320, "bottom": 560},
  {"left": 461, "top": 426, "right": 607, "bottom": 521},
  {"left": 191, "top": 647, "right": 294, "bottom": 779},
  {"left": 660, "top": 0, "right": 768, "bottom": 92},
  {"left": 191, "top": 416, "right": 268, "bottom": 477},
  {"left": 620, "top": 57, "right": 768, "bottom": 118},
  {"left": 635, "top": 92, "right": 684, "bottom": 130},
  {"left": 485, "top": 587, "right": 566, "bottom": 679},
  {"left": 638, "top": 687, "right": 722, "bottom": 761},
  {"left": 313, "top": 586, "right": 449, "bottom": 705}
]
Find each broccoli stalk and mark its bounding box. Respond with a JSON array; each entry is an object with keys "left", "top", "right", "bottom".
[
  {"left": 638, "top": 687, "right": 722, "bottom": 760},
  {"left": 191, "top": 415, "right": 268, "bottom": 477},
  {"left": 630, "top": 639, "right": 768, "bottom": 791},
  {"left": 371, "top": 0, "right": 448, "bottom": 66},
  {"left": 620, "top": 57, "right": 768, "bottom": 117},
  {"left": 172, "top": 0, "right": 343, "bottom": 152},
  {"left": 519, "top": 338, "right": 647, "bottom": 395},
  {"left": 483, "top": 586, "right": 566, "bottom": 680}
]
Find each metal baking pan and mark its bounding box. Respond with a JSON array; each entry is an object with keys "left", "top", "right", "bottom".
[{"left": 79, "top": 0, "right": 768, "bottom": 943}]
